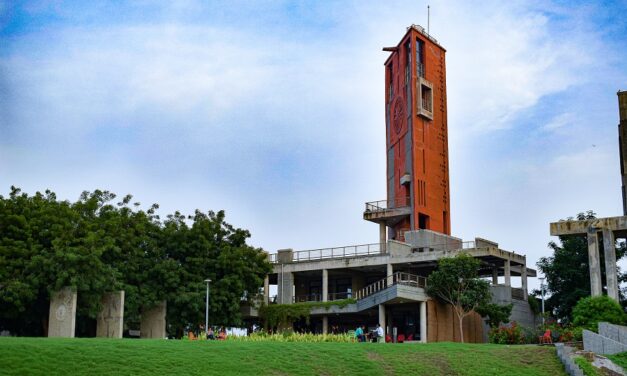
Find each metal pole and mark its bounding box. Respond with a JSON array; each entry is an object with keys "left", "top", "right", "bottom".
[
  {"left": 539, "top": 277, "right": 545, "bottom": 326},
  {"left": 205, "top": 279, "right": 211, "bottom": 333}
]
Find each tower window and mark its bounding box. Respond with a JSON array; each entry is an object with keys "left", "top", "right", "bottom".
[
  {"left": 416, "top": 38, "right": 425, "bottom": 78},
  {"left": 417, "top": 78, "right": 433, "bottom": 119},
  {"left": 421, "top": 85, "right": 432, "bottom": 112}
]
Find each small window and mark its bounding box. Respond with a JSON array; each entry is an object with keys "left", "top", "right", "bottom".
[
  {"left": 418, "top": 213, "right": 430, "bottom": 230},
  {"left": 421, "top": 84, "right": 432, "bottom": 112}
]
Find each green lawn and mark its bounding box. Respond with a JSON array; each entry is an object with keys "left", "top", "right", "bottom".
[{"left": 0, "top": 338, "right": 566, "bottom": 376}]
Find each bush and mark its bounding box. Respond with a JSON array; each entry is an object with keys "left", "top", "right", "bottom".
[
  {"left": 572, "top": 296, "right": 627, "bottom": 332},
  {"left": 489, "top": 322, "right": 526, "bottom": 344},
  {"left": 226, "top": 332, "right": 355, "bottom": 343}
]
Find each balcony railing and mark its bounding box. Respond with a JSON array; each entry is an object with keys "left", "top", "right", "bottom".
[
  {"left": 292, "top": 292, "right": 354, "bottom": 303},
  {"left": 355, "top": 272, "right": 426, "bottom": 300},
  {"left": 412, "top": 241, "right": 476, "bottom": 253},
  {"left": 292, "top": 243, "right": 383, "bottom": 262},
  {"left": 364, "top": 196, "right": 410, "bottom": 212}
]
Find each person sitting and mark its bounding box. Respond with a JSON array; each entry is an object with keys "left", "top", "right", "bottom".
[
  {"left": 207, "top": 327, "right": 215, "bottom": 340},
  {"left": 217, "top": 327, "right": 227, "bottom": 340}
]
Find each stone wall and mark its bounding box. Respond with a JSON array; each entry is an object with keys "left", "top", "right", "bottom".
[
  {"left": 48, "top": 287, "right": 77, "bottom": 338},
  {"left": 426, "top": 300, "right": 484, "bottom": 343},
  {"left": 96, "top": 291, "right": 125, "bottom": 338}
]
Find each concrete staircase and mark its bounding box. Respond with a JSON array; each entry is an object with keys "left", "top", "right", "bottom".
[{"left": 583, "top": 322, "right": 627, "bottom": 355}]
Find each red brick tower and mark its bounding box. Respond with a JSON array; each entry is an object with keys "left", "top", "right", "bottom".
[{"left": 364, "top": 25, "right": 450, "bottom": 241}]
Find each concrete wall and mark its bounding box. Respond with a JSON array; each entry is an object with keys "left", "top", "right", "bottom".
[
  {"left": 583, "top": 329, "right": 627, "bottom": 355},
  {"left": 490, "top": 285, "right": 538, "bottom": 329},
  {"left": 426, "top": 300, "right": 484, "bottom": 343},
  {"left": 404, "top": 229, "right": 462, "bottom": 250},
  {"left": 96, "top": 291, "right": 125, "bottom": 338},
  {"left": 599, "top": 322, "right": 627, "bottom": 344},
  {"left": 140, "top": 301, "right": 167, "bottom": 339},
  {"left": 48, "top": 287, "right": 77, "bottom": 338}
]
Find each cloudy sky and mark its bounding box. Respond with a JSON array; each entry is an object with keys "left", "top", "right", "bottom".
[{"left": 1, "top": 0, "right": 626, "bottom": 290}]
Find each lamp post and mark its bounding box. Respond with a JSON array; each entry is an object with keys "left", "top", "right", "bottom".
[
  {"left": 205, "top": 279, "right": 211, "bottom": 333},
  {"left": 539, "top": 277, "right": 546, "bottom": 326}
]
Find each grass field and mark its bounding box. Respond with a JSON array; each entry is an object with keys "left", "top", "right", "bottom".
[{"left": 0, "top": 338, "right": 566, "bottom": 376}]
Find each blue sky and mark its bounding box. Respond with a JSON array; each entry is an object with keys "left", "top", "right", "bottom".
[{"left": 1, "top": 0, "right": 627, "bottom": 290}]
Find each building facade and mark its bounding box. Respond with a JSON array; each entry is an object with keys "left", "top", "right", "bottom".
[{"left": 245, "top": 25, "right": 538, "bottom": 343}]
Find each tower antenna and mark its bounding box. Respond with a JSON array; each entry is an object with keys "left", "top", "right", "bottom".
[{"left": 427, "top": 5, "right": 430, "bottom": 36}]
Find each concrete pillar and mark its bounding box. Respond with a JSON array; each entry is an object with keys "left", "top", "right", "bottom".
[
  {"left": 263, "top": 276, "right": 270, "bottom": 304},
  {"left": 48, "top": 287, "right": 77, "bottom": 338},
  {"left": 492, "top": 267, "right": 498, "bottom": 285},
  {"left": 378, "top": 304, "right": 386, "bottom": 335},
  {"left": 521, "top": 266, "right": 528, "bottom": 300},
  {"left": 379, "top": 223, "right": 387, "bottom": 253},
  {"left": 387, "top": 263, "right": 394, "bottom": 287},
  {"left": 504, "top": 260, "right": 511, "bottom": 286},
  {"left": 603, "top": 228, "right": 619, "bottom": 301},
  {"left": 322, "top": 316, "right": 328, "bottom": 334},
  {"left": 587, "top": 229, "right": 603, "bottom": 296},
  {"left": 322, "top": 269, "right": 328, "bottom": 302},
  {"left": 140, "top": 301, "right": 167, "bottom": 339},
  {"left": 278, "top": 270, "right": 294, "bottom": 304},
  {"left": 420, "top": 301, "right": 427, "bottom": 343},
  {"left": 96, "top": 291, "right": 125, "bottom": 338}
]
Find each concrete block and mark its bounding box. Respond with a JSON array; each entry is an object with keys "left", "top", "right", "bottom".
[
  {"left": 48, "top": 287, "right": 77, "bottom": 338},
  {"left": 97, "top": 291, "right": 125, "bottom": 338},
  {"left": 403, "top": 230, "right": 462, "bottom": 251},
  {"left": 140, "top": 301, "right": 167, "bottom": 339},
  {"left": 583, "top": 329, "right": 627, "bottom": 355},
  {"left": 599, "top": 322, "right": 627, "bottom": 345}
]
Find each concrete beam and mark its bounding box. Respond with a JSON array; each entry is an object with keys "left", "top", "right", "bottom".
[
  {"left": 48, "top": 287, "right": 77, "bottom": 338},
  {"left": 587, "top": 229, "right": 603, "bottom": 296},
  {"left": 550, "top": 216, "right": 627, "bottom": 236},
  {"left": 96, "top": 291, "right": 124, "bottom": 338},
  {"left": 603, "top": 228, "right": 619, "bottom": 301}
]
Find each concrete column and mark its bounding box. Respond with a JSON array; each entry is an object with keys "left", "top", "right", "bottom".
[
  {"left": 278, "top": 270, "right": 294, "bottom": 304},
  {"left": 603, "top": 228, "right": 619, "bottom": 301},
  {"left": 97, "top": 291, "right": 125, "bottom": 338},
  {"left": 521, "top": 266, "right": 528, "bottom": 300},
  {"left": 492, "top": 267, "right": 498, "bottom": 285},
  {"left": 378, "top": 304, "right": 386, "bottom": 334},
  {"left": 48, "top": 287, "right": 77, "bottom": 338},
  {"left": 420, "top": 301, "right": 427, "bottom": 343},
  {"left": 140, "top": 301, "right": 167, "bottom": 339},
  {"left": 322, "top": 316, "right": 328, "bottom": 334},
  {"left": 504, "top": 260, "right": 511, "bottom": 286},
  {"left": 587, "top": 229, "right": 603, "bottom": 296},
  {"left": 263, "top": 276, "right": 270, "bottom": 304},
  {"left": 387, "top": 263, "right": 394, "bottom": 286},
  {"left": 380, "top": 223, "right": 387, "bottom": 253},
  {"left": 322, "top": 269, "right": 328, "bottom": 302}
]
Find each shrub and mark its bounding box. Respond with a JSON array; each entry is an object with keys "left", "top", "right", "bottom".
[
  {"left": 489, "top": 322, "right": 526, "bottom": 344},
  {"left": 225, "top": 332, "right": 355, "bottom": 343},
  {"left": 572, "top": 296, "right": 627, "bottom": 332}
]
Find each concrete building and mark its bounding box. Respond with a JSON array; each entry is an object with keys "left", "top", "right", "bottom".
[
  {"left": 550, "top": 90, "right": 627, "bottom": 302},
  {"left": 245, "top": 25, "right": 538, "bottom": 343}
]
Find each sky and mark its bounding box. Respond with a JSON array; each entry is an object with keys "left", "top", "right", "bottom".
[{"left": 1, "top": 0, "right": 627, "bottom": 291}]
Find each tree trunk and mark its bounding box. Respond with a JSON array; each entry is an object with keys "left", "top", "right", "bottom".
[{"left": 455, "top": 308, "right": 465, "bottom": 343}]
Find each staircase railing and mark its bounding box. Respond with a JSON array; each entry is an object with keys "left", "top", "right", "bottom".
[{"left": 354, "top": 272, "right": 426, "bottom": 300}]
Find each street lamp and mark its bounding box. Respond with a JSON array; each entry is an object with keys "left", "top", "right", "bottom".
[
  {"left": 539, "top": 277, "right": 546, "bottom": 326},
  {"left": 205, "top": 279, "right": 211, "bottom": 333}
]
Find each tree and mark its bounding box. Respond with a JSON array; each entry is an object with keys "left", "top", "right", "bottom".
[
  {"left": 476, "top": 303, "right": 512, "bottom": 328},
  {"left": 537, "top": 211, "right": 627, "bottom": 323},
  {"left": 426, "top": 253, "right": 491, "bottom": 343},
  {"left": 572, "top": 296, "right": 627, "bottom": 331}
]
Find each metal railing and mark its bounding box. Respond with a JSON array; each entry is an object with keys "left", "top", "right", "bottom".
[
  {"left": 292, "top": 243, "right": 383, "bottom": 262},
  {"left": 364, "top": 196, "right": 411, "bottom": 212},
  {"left": 421, "top": 97, "right": 432, "bottom": 112},
  {"left": 268, "top": 253, "right": 277, "bottom": 263},
  {"left": 354, "top": 272, "right": 426, "bottom": 300},
  {"left": 292, "top": 292, "right": 354, "bottom": 303}
]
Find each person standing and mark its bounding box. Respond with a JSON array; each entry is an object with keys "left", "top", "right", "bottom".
[
  {"left": 376, "top": 324, "right": 384, "bottom": 343},
  {"left": 355, "top": 325, "right": 363, "bottom": 342}
]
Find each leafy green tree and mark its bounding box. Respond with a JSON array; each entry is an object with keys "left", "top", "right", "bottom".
[
  {"left": 426, "top": 253, "right": 491, "bottom": 343},
  {"left": 572, "top": 296, "right": 627, "bottom": 331},
  {"left": 537, "top": 211, "right": 627, "bottom": 323},
  {"left": 476, "top": 303, "right": 513, "bottom": 328}
]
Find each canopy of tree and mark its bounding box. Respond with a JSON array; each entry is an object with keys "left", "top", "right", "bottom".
[
  {"left": 426, "top": 253, "right": 491, "bottom": 343},
  {"left": 0, "top": 186, "right": 271, "bottom": 336},
  {"left": 537, "top": 211, "right": 627, "bottom": 323}
]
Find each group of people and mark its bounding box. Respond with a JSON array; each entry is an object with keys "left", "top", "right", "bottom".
[
  {"left": 354, "top": 324, "right": 384, "bottom": 343},
  {"left": 190, "top": 325, "right": 227, "bottom": 340}
]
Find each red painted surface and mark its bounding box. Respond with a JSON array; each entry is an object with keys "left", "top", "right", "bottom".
[{"left": 384, "top": 27, "right": 451, "bottom": 237}]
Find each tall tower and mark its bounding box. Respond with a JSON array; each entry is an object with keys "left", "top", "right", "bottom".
[{"left": 364, "top": 25, "right": 451, "bottom": 242}]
